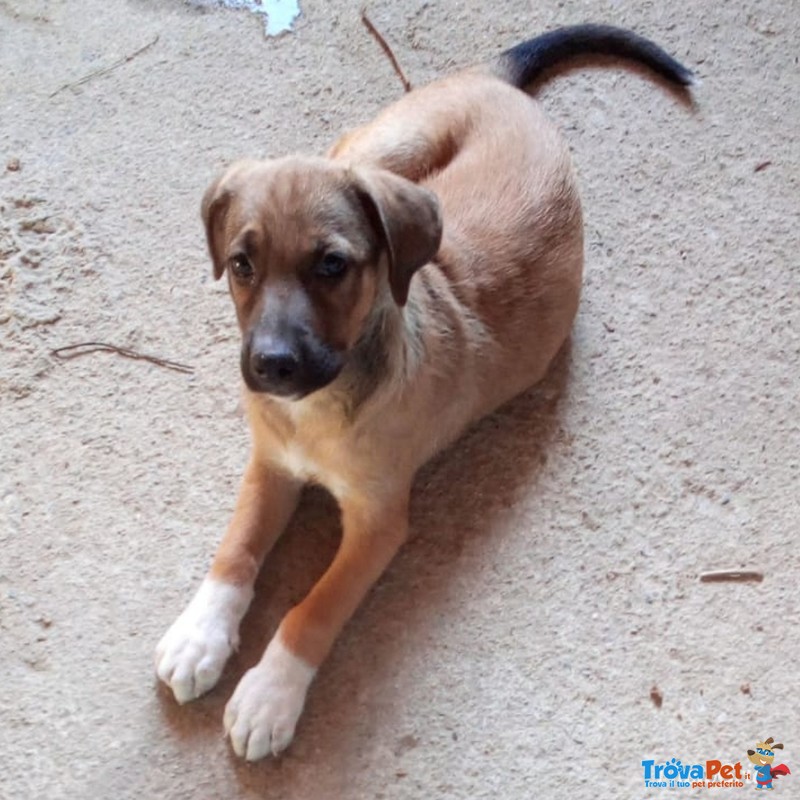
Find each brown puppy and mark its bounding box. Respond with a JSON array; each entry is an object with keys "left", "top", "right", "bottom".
[{"left": 155, "top": 25, "right": 693, "bottom": 760}]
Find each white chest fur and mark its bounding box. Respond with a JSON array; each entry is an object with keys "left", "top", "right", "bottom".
[{"left": 269, "top": 437, "right": 352, "bottom": 501}]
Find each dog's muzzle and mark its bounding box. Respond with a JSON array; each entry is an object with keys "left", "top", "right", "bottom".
[{"left": 241, "top": 333, "right": 343, "bottom": 399}]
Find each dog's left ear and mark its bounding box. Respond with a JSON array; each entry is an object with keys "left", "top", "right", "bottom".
[
  {"left": 355, "top": 169, "right": 443, "bottom": 306},
  {"left": 201, "top": 173, "right": 232, "bottom": 281}
]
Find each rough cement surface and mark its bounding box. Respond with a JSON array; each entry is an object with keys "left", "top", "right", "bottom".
[{"left": 1, "top": 1, "right": 799, "bottom": 797}]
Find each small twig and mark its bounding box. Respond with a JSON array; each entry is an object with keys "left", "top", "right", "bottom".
[
  {"left": 754, "top": 160, "right": 772, "bottom": 173},
  {"left": 49, "top": 35, "right": 160, "bottom": 98},
  {"left": 51, "top": 341, "right": 194, "bottom": 375},
  {"left": 360, "top": 9, "right": 412, "bottom": 93},
  {"left": 699, "top": 570, "right": 764, "bottom": 584}
]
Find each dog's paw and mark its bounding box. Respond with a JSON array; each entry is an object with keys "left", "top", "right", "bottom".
[
  {"left": 155, "top": 579, "right": 253, "bottom": 704},
  {"left": 224, "top": 635, "right": 316, "bottom": 760}
]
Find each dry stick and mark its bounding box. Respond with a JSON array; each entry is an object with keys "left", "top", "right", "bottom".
[
  {"left": 51, "top": 342, "right": 194, "bottom": 375},
  {"left": 699, "top": 570, "right": 764, "bottom": 584},
  {"left": 49, "top": 35, "right": 160, "bottom": 98},
  {"left": 360, "top": 9, "right": 412, "bottom": 93}
]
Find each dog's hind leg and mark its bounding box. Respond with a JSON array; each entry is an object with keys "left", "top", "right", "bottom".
[{"left": 328, "top": 72, "right": 496, "bottom": 182}]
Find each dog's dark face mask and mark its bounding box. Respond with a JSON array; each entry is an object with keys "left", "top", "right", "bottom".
[{"left": 201, "top": 157, "right": 442, "bottom": 400}]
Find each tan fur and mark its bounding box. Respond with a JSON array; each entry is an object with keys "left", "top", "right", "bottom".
[{"left": 203, "top": 69, "right": 582, "bottom": 669}]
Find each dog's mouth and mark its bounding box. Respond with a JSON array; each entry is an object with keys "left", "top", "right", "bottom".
[{"left": 240, "top": 337, "right": 344, "bottom": 400}]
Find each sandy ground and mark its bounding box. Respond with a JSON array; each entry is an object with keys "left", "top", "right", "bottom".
[{"left": 2, "top": 1, "right": 799, "bottom": 798}]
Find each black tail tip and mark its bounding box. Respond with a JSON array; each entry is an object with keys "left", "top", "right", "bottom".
[
  {"left": 672, "top": 65, "right": 697, "bottom": 87},
  {"left": 498, "top": 24, "right": 697, "bottom": 92}
]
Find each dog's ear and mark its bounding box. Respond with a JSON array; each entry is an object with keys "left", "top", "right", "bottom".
[
  {"left": 355, "top": 169, "right": 442, "bottom": 306},
  {"left": 201, "top": 173, "right": 232, "bottom": 281}
]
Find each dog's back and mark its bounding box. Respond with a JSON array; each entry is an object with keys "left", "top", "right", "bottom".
[{"left": 330, "top": 25, "right": 691, "bottom": 422}]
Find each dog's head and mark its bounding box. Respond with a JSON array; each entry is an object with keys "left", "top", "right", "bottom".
[
  {"left": 747, "top": 738, "right": 783, "bottom": 766},
  {"left": 202, "top": 157, "right": 442, "bottom": 399}
]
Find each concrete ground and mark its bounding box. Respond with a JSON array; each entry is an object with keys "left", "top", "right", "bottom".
[{"left": 2, "top": 0, "right": 798, "bottom": 797}]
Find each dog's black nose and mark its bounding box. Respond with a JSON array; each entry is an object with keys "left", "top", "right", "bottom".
[
  {"left": 250, "top": 349, "right": 299, "bottom": 385},
  {"left": 242, "top": 333, "right": 343, "bottom": 399}
]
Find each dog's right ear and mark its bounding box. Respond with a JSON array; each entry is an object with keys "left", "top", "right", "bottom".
[{"left": 201, "top": 173, "right": 232, "bottom": 281}]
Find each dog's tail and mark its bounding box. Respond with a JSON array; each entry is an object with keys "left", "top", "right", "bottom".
[{"left": 495, "top": 24, "right": 694, "bottom": 90}]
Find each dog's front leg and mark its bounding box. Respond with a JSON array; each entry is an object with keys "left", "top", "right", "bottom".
[
  {"left": 223, "top": 491, "right": 410, "bottom": 760},
  {"left": 155, "top": 457, "right": 301, "bottom": 703}
]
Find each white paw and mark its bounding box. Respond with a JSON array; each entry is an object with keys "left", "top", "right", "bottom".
[
  {"left": 155, "top": 579, "right": 253, "bottom": 704},
  {"left": 224, "top": 635, "right": 316, "bottom": 760}
]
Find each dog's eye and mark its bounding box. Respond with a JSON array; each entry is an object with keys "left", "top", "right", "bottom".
[
  {"left": 230, "top": 253, "right": 254, "bottom": 281},
  {"left": 314, "top": 252, "right": 348, "bottom": 280}
]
